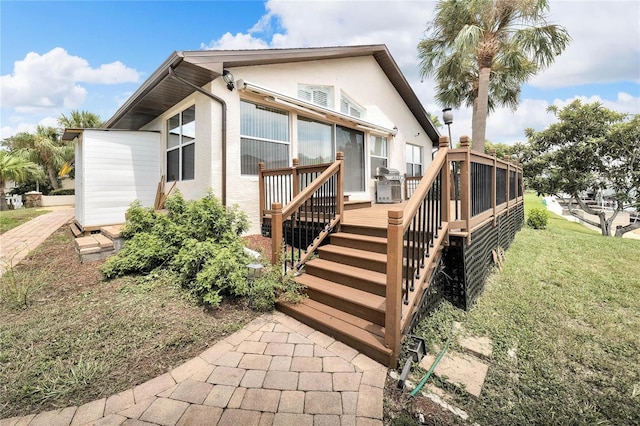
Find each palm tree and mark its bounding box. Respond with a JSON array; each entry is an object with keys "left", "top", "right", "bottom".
[
  {"left": 417, "top": 0, "right": 570, "bottom": 151},
  {"left": 0, "top": 151, "right": 42, "bottom": 210},
  {"left": 58, "top": 110, "right": 103, "bottom": 128},
  {"left": 2, "top": 126, "right": 73, "bottom": 190}
]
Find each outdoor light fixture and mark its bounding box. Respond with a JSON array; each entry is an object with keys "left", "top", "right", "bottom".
[
  {"left": 222, "top": 70, "right": 235, "bottom": 91},
  {"left": 442, "top": 107, "right": 458, "bottom": 218},
  {"left": 442, "top": 108, "right": 453, "bottom": 148}
]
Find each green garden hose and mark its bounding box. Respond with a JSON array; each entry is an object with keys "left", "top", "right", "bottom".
[{"left": 410, "top": 320, "right": 455, "bottom": 397}]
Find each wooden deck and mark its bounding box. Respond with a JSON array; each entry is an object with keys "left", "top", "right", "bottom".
[{"left": 342, "top": 201, "right": 407, "bottom": 228}]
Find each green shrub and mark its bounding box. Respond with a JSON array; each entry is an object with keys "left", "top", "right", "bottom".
[
  {"left": 101, "top": 233, "right": 176, "bottom": 279},
  {"left": 50, "top": 188, "right": 74, "bottom": 196},
  {"left": 100, "top": 190, "right": 253, "bottom": 308},
  {"left": 248, "top": 262, "right": 306, "bottom": 312},
  {"left": 527, "top": 207, "right": 549, "bottom": 229}
]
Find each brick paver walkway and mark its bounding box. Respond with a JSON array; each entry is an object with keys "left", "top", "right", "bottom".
[
  {"left": 0, "top": 207, "right": 75, "bottom": 276},
  {"left": 1, "top": 312, "right": 387, "bottom": 426}
]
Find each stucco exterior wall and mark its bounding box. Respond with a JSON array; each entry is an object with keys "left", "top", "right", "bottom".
[{"left": 139, "top": 56, "right": 434, "bottom": 235}]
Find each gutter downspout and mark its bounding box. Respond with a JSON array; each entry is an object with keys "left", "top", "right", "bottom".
[{"left": 168, "top": 67, "right": 228, "bottom": 206}]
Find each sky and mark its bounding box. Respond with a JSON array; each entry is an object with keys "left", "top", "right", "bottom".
[{"left": 1, "top": 0, "right": 639, "bottom": 144}]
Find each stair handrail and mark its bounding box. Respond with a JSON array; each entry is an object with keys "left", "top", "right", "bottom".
[
  {"left": 270, "top": 152, "right": 345, "bottom": 266},
  {"left": 385, "top": 136, "right": 450, "bottom": 366}
]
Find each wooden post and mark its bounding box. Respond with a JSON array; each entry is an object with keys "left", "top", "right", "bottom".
[
  {"left": 258, "top": 162, "right": 266, "bottom": 226},
  {"left": 336, "top": 152, "right": 345, "bottom": 231},
  {"left": 292, "top": 158, "right": 300, "bottom": 198},
  {"left": 271, "top": 202, "right": 283, "bottom": 265},
  {"left": 439, "top": 136, "right": 450, "bottom": 224},
  {"left": 459, "top": 136, "right": 472, "bottom": 242},
  {"left": 385, "top": 208, "right": 404, "bottom": 368},
  {"left": 490, "top": 149, "right": 497, "bottom": 226},
  {"left": 504, "top": 155, "right": 510, "bottom": 214}
]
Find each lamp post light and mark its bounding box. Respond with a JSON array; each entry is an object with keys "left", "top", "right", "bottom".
[
  {"left": 442, "top": 108, "right": 459, "bottom": 218},
  {"left": 442, "top": 108, "right": 453, "bottom": 148}
]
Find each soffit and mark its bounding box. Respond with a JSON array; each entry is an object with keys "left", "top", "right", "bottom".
[{"left": 104, "top": 46, "right": 439, "bottom": 141}]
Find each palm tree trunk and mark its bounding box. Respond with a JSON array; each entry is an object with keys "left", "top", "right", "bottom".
[
  {"left": 47, "top": 166, "right": 60, "bottom": 190},
  {"left": 0, "top": 183, "right": 8, "bottom": 211},
  {"left": 472, "top": 67, "right": 491, "bottom": 152}
]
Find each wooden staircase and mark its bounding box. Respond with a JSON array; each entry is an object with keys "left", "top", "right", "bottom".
[{"left": 277, "top": 223, "right": 395, "bottom": 365}]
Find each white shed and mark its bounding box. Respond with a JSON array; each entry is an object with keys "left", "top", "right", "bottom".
[{"left": 66, "top": 129, "right": 161, "bottom": 230}]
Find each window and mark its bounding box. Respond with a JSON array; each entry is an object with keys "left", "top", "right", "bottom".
[
  {"left": 370, "top": 135, "right": 388, "bottom": 178},
  {"left": 166, "top": 106, "right": 195, "bottom": 182},
  {"left": 406, "top": 144, "right": 423, "bottom": 177},
  {"left": 340, "top": 94, "right": 364, "bottom": 119},
  {"left": 298, "top": 116, "right": 334, "bottom": 165},
  {"left": 298, "top": 84, "right": 332, "bottom": 108},
  {"left": 241, "top": 101, "right": 290, "bottom": 175}
]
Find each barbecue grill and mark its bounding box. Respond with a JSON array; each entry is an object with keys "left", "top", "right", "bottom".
[{"left": 375, "top": 166, "right": 402, "bottom": 203}]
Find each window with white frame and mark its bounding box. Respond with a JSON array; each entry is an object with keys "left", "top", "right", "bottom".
[
  {"left": 370, "top": 135, "right": 388, "bottom": 178},
  {"left": 406, "top": 144, "right": 423, "bottom": 177},
  {"left": 298, "top": 84, "right": 333, "bottom": 108},
  {"left": 340, "top": 94, "right": 364, "bottom": 119},
  {"left": 240, "top": 100, "right": 290, "bottom": 175},
  {"left": 166, "top": 105, "right": 195, "bottom": 182}
]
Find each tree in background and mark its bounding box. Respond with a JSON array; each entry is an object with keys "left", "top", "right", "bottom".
[
  {"left": 417, "top": 0, "right": 570, "bottom": 152},
  {"left": 57, "top": 110, "right": 103, "bottom": 177},
  {"left": 0, "top": 151, "right": 42, "bottom": 210},
  {"left": 1, "top": 126, "right": 73, "bottom": 190},
  {"left": 524, "top": 100, "right": 639, "bottom": 237},
  {"left": 58, "top": 110, "right": 103, "bottom": 129},
  {"left": 427, "top": 112, "right": 443, "bottom": 130}
]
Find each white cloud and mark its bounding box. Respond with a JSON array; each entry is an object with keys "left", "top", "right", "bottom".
[
  {"left": 201, "top": 32, "right": 270, "bottom": 50},
  {"left": 0, "top": 47, "right": 140, "bottom": 113},
  {"left": 530, "top": 1, "right": 640, "bottom": 88},
  {"left": 0, "top": 115, "right": 59, "bottom": 140}
]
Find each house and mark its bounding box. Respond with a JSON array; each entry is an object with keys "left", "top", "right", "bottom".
[
  {"left": 63, "top": 45, "right": 439, "bottom": 233},
  {"left": 64, "top": 45, "right": 525, "bottom": 366}
]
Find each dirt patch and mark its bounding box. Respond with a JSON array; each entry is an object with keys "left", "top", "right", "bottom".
[
  {"left": 243, "top": 234, "right": 272, "bottom": 258},
  {"left": 384, "top": 376, "right": 459, "bottom": 425},
  {"left": 1, "top": 227, "right": 259, "bottom": 418}
]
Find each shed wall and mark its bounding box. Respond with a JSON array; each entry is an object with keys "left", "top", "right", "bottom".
[{"left": 78, "top": 130, "right": 161, "bottom": 228}]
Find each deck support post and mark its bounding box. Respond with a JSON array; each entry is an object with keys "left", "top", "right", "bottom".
[
  {"left": 439, "top": 137, "right": 450, "bottom": 225},
  {"left": 271, "top": 202, "right": 283, "bottom": 265},
  {"left": 336, "top": 152, "right": 345, "bottom": 232},
  {"left": 258, "top": 162, "right": 266, "bottom": 226},
  {"left": 292, "top": 158, "right": 300, "bottom": 198},
  {"left": 459, "top": 136, "right": 472, "bottom": 244},
  {"left": 490, "top": 150, "right": 497, "bottom": 226},
  {"left": 504, "top": 155, "right": 511, "bottom": 216},
  {"left": 385, "top": 208, "right": 404, "bottom": 368}
]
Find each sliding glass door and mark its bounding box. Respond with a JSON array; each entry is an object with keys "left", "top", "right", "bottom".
[{"left": 336, "top": 125, "right": 364, "bottom": 192}]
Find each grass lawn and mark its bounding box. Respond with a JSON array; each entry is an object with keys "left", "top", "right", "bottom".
[
  {"left": 404, "top": 193, "right": 640, "bottom": 425},
  {"left": 0, "top": 208, "right": 51, "bottom": 234},
  {"left": 0, "top": 227, "right": 259, "bottom": 418}
]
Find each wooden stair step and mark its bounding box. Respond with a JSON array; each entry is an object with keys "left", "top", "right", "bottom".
[
  {"left": 344, "top": 200, "right": 372, "bottom": 210},
  {"left": 339, "top": 224, "right": 387, "bottom": 238},
  {"left": 304, "top": 258, "right": 386, "bottom": 296},
  {"left": 317, "top": 245, "right": 387, "bottom": 273},
  {"left": 93, "top": 233, "right": 114, "bottom": 250},
  {"left": 297, "top": 273, "right": 386, "bottom": 326},
  {"left": 330, "top": 232, "right": 387, "bottom": 254},
  {"left": 69, "top": 222, "right": 84, "bottom": 238},
  {"left": 276, "top": 298, "right": 392, "bottom": 366}
]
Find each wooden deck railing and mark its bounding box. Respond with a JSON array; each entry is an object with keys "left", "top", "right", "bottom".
[
  {"left": 446, "top": 137, "right": 524, "bottom": 240},
  {"left": 263, "top": 153, "right": 344, "bottom": 268},
  {"left": 385, "top": 136, "right": 451, "bottom": 365}
]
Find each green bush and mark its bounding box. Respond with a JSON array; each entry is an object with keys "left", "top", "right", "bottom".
[
  {"left": 50, "top": 188, "right": 75, "bottom": 196},
  {"left": 527, "top": 207, "right": 549, "bottom": 229},
  {"left": 100, "top": 191, "right": 253, "bottom": 308},
  {"left": 248, "top": 262, "right": 306, "bottom": 312}
]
